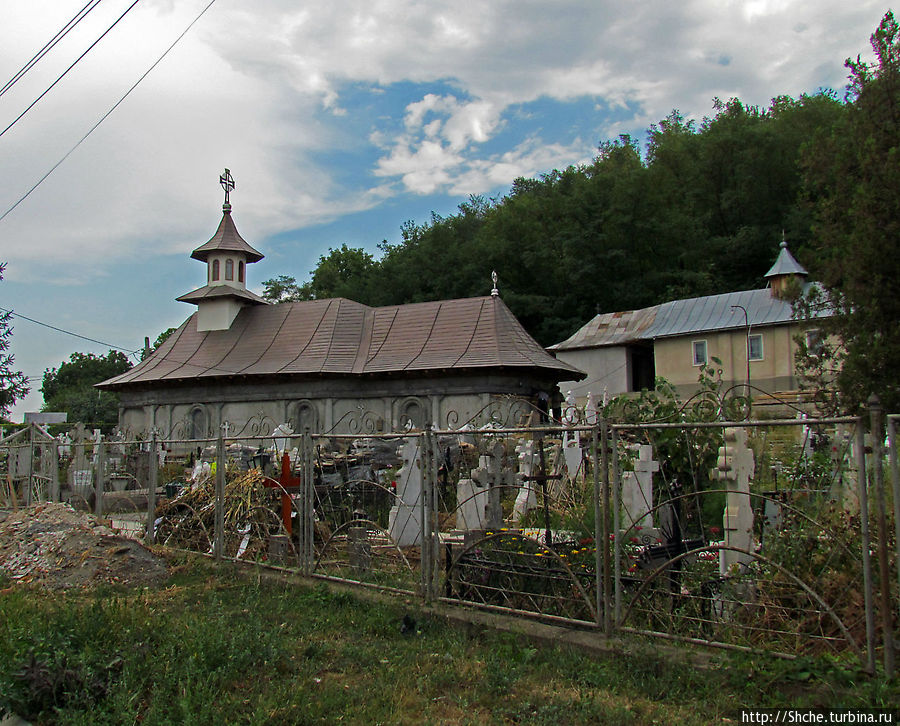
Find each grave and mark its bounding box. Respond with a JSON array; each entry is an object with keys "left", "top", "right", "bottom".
[{"left": 388, "top": 438, "right": 423, "bottom": 546}]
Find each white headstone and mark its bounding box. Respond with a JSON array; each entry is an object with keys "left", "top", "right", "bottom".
[
  {"left": 513, "top": 440, "right": 538, "bottom": 523},
  {"left": 389, "top": 438, "right": 424, "bottom": 546},
  {"left": 712, "top": 427, "right": 755, "bottom": 576},
  {"left": 622, "top": 444, "right": 658, "bottom": 530}
]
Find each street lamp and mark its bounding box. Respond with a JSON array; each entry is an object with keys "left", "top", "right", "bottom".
[{"left": 730, "top": 304, "right": 751, "bottom": 397}]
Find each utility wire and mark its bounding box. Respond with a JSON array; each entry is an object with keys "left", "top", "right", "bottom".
[
  {"left": 0, "top": 0, "right": 105, "bottom": 100},
  {"left": 0, "top": 0, "right": 143, "bottom": 142},
  {"left": 0, "top": 0, "right": 219, "bottom": 224},
  {"left": 0, "top": 306, "right": 140, "bottom": 354}
]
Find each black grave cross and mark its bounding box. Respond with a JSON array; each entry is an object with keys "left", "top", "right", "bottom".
[{"left": 521, "top": 436, "right": 562, "bottom": 547}]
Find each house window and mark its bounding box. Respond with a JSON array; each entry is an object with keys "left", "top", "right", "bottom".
[
  {"left": 692, "top": 340, "right": 708, "bottom": 366},
  {"left": 238, "top": 260, "right": 245, "bottom": 283},
  {"left": 748, "top": 334, "right": 763, "bottom": 361},
  {"left": 211, "top": 259, "right": 220, "bottom": 281},
  {"left": 225, "top": 258, "right": 234, "bottom": 281},
  {"left": 806, "top": 329, "right": 823, "bottom": 356}
]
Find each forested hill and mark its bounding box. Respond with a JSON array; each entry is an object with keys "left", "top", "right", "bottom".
[{"left": 264, "top": 94, "right": 845, "bottom": 347}]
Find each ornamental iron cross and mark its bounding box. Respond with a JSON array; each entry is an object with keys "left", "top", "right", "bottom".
[{"left": 219, "top": 168, "right": 235, "bottom": 205}]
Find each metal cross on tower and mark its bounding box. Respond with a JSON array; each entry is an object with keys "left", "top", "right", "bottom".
[{"left": 219, "top": 168, "right": 235, "bottom": 205}]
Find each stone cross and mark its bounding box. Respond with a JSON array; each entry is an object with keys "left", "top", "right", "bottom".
[
  {"left": 621, "top": 444, "right": 659, "bottom": 530},
  {"left": 711, "top": 427, "right": 755, "bottom": 576},
  {"left": 388, "top": 438, "right": 424, "bottom": 546},
  {"left": 469, "top": 441, "right": 514, "bottom": 529},
  {"left": 513, "top": 439, "right": 537, "bottom": 523}
]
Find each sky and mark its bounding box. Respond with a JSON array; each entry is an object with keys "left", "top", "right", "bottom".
[{"left": 0, "top": 0, "right": 888, "bottom": 421}]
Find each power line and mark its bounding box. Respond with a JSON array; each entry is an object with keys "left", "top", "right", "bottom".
[
  {"left": 0, "top": 306, "right": 140, "bottom": 355},
  {"left": 0, "top": 0, "right": 105, "bottom": 100},
  {"left": 0, "top": 0, "right": 220, "bottom": 224},
  {"left": 0, "top": 0, "right": 143, "bottom": 142}
]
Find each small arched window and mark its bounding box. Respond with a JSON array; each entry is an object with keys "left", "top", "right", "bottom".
[
  {"left": 211, "top": 259, "right": 220, "bottom": 281},
  {"left": 225, "top": 259, "right": 234, "bottom": 281},
  {"left": 238, "top": 260, "right": 245, "bottom": 283}
]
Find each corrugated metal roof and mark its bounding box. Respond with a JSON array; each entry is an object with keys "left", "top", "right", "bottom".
[
  {"left": 98, "top": 295, "right": 584, "bottom": 389},
  {"left": 190, "top": 208, "right": 264, "bottom": 263},
  {"left": 550, "top": 284, "right": 828, "bottom": 350},
  {"left": 549, "top": 306, "right": 659, "bottom": 351}
]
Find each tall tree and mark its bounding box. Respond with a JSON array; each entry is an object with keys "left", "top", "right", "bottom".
[
  {"left": 800, "top": 11, "right": 900, "bottom": 411},
  {"left": 0, "top": 264, "right": 29, "bottom": 420},
  {"left": 41, "top": 350, "right": 132, "bottom": 427}
]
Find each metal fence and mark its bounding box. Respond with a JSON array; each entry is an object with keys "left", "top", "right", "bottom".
[{"left": 1, "top": 396, "right": 897, "bottom": 677}]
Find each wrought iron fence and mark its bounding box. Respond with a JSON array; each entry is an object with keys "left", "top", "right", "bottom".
[{"left": 2, "top": 398, "right": 897, "bottom": 677}]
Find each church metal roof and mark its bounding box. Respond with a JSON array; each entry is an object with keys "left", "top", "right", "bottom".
[
  {"left": 765, "top": 239, "right": 808, "bottom": 278},
  {"left": 190, "top": 207, "right": 264, "bottom": 263},
  {"left": 98, "top": 295, "right": 584, "bottom": 389}
]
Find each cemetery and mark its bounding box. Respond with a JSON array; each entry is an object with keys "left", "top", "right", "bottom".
[{"left": 1, "top": 385, "right": 897, "bottom": 678}]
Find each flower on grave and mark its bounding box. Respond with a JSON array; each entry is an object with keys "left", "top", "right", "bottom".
[
  {"left": 635, "top": 526, "right": 642, "bottom": 531},
  {"left": 579, "top": 537, "right": 594, "bottom": 546},
  {"left": 709, "top": 526, "right": 721, "bottom": 536},
  {"left": 630, "top": 537, "right": 639, "bottom": 544}
]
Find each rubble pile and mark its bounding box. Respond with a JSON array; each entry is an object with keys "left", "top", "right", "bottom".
[
  {"left": 156, "top": 469, "right": 287, "bottom": 559},
  {"left": 0, "top": 502, "right": 167, "bottom": 590}
]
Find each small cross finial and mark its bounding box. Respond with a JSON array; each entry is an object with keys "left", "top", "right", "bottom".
[
  {"left": 491, "top": 270, "right": 499, "bottom": 297},
  {"left": 219, "top": 168, "right": 235, "bottom": 211},
  {"left": 781, "top": 229, "right": 787, "bottom": 249}
]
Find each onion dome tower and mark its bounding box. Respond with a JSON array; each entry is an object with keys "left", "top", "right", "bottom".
[{"left": 176, "top": 169, "right": 268, "bottom": 331}]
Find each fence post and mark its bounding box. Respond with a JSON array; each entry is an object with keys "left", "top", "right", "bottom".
[
  {"left": 429, "top": 425, "right": 441, "bottom": 602},
  {"left": 889, "top": 415, "right": 900, "bottom": 636},
  {"left": 214, "top": 424, "right": 225, "bottom": 561},
  {"left": 591, "top": 426, "right": 602, "bottom": 629},
  {"left": 49, "top": 441, "right": 59, "bottom": 502},
  {"left": 302, "top": 430, "right": 314, "bottom": 575},
  {"left": 600, "top": 419, "right": 612, "bottom": 636},
  {"left": 25, "top": 426, "right": 34, "bottom": 506},
  {"left": 94, "top": 438, "right": 105, "bottom": 517},
  {"left": 145, "top": 431, "right": 158, "bottom": 545},
  {"left": 868, "top": 396, "right": 895, "bottom": 678},
  {"left": 611, "top": 426, "right": 622, "bottom": 632},
  {"left": 855, "top": 419, "right": 877, "bottom": 674},
  {"left": 420, "top": 428, "right": 432, "bottom": 602}
]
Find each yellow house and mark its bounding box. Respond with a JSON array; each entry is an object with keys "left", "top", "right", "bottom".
[{"left": 550, "top": 238, "right": 827, "bottom": 404}]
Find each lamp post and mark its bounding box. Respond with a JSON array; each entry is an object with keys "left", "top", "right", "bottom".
[{"left": 730, "top": 304, "right": 751, "bottom": 397}]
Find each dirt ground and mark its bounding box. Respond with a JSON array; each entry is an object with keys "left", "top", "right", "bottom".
[{"left": 0, "top": 502, "right": 168, "bottom": 590}]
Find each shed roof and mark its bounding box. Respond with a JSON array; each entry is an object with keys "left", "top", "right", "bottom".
[
  {"left": 175, "top": 284, "right": 269, "bottom": 306},
  {"left": 98, "top": 295, "right": 584, "bottom": 389}
]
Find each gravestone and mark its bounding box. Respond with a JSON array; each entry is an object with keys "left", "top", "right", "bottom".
[
  {"left": 457, "top": 442, "right": 514, "bottom": 532},
  {"left": 512, "top": 440, "right": 537, "bottom": 523},
  {"left": 711, "top": 427, "right": 755, "bottom": 576},
  {"left": 621, "top": 444, "right": 659, "bottom": 531},
  {"left": 388, "top": 438, "right": 423, "bottom": 546}
]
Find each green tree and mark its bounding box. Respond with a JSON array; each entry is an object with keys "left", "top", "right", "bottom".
[
  {"left": 41, "top": 350, "right": 132, "bottom": 427},
  {"left": 800, "top": 11, "right": 900, "bottom": 411},
  {"left": 0, "top": 264, "right": 29, "bottom": 420}
]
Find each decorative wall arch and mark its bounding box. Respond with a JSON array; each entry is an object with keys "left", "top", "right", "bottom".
[
  {"left": 398, "top": 396, "right": 429, "bottom": 431},
  {"left": 189, "top": 404, "right": 211, "bottom": 440},
  {"left": 288, "top": 399, "right": 319, "bottom": 434}
]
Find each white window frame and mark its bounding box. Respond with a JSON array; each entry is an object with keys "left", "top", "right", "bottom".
[
  {"left": 748, "top": 333, "right": 763, "bottom": 361},
  {"left": 692, "top": 339, "right": 708, "bottom": 367}
]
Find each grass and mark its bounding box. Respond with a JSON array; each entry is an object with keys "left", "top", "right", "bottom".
[{"left": 0, "top": 553, "right": 895, "bottom": 725}]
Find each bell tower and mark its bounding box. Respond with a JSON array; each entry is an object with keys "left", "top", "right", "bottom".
[{"left": 176, "top": 169, "right": 268, "bottom": 331}]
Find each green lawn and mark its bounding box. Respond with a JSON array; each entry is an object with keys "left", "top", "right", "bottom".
[{"left": 0, "top": 554, "right": 895, "bottom": 725}]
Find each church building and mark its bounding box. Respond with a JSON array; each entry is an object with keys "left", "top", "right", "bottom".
[{"left": 98, "top": 171, "right": 584, "bottom": 438}]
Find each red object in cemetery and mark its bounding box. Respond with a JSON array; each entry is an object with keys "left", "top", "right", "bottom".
[{"left": 262, "top": 452, "right": 300, "bottom": 536}]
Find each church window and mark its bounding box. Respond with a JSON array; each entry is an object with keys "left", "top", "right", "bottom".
[
  {"left": 212, "top": 259, "right": 220, "bottom": 281},
  {"left": 238, "top": 260, "right": 245, "bottom": 283},
  {"left": 225, "top": 258, "right": 234, "bottom": 280}
]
